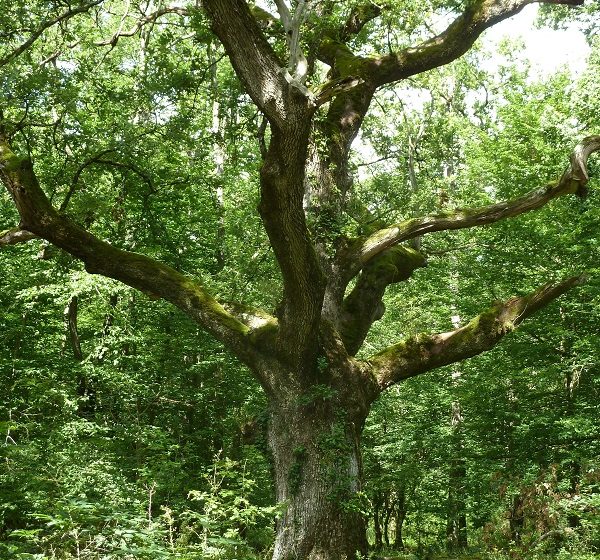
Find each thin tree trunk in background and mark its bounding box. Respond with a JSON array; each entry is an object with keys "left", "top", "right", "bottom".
[
  {"left": 64, "top": 294, "right": 97, "bottom": 418},
  {"left": 446, "top": 307, "right": 468, "bottom": 551},
  {"left": 373, "top": 491, "right": 384, "bottom": 550},
  {"left": 563, "top": 320, "right": 582, "bottom": 530},
  {"left": 383, "top": 494, "right": 393, "bottom": 548},
  {"left": 393, "top": 484, "right": 408, "bottom": 550},
  {"left": 209, "top": 42, "right": 227, "bottom": 272},
  {"left": 509, "top": 494, "right": 525, "bottom": 545},
  {"left": 405, "top": 113, "right": 425, "bottom": 252},
  {"left": 64, "top": 295, "right": 83, "bottom": 360},
  {"left": 446, "top": 398, "right": 468, "bottom": 550}
]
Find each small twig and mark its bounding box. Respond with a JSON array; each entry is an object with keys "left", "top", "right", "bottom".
[
  {"left": 94, "top": 6, "right": 189, "bottom": 47},
  {"left": 0, "top": 0, "right": 102, "bottom": 67}
]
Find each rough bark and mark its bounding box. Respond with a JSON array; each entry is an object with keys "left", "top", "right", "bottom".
[
  {"left": 259, "top": 121, "right": 327, "bottom": 364},
  {"left": 339, "top": 246, "right": 426, "bottom": 355},
  {"left": 306, "top": 83, "right": 377, "bottom": 328},
  {"left": 268, "top": 391, "right": 368, "bottom": 560},
  {"left": 260, "top": 332, "right": 377, "bottom": 560},
  {"left": 317, "top": 0, "right": 584, "bottom": 89},
  {"left": 203, "top": 0, "right": 298, "bottom": 128}
]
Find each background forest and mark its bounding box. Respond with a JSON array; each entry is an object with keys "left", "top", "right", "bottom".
[{"left": 1, "top": 1, "right": 599, "bottom": 559}]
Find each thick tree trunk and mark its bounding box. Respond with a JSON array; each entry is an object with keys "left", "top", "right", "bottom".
[{"left": 267, "top": 380, "right": 369, "bottom": 560}]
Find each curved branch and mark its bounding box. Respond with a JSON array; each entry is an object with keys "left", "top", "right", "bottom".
[
  {"left": 0, "top": 135, "right": 256, "bottom": 362},
  {"left": 60, "top": 151, "right": 155, "bottom": 212},
  {"left": 0, "top": 0, "right": 103, "bottom": 68},
  {"left": 339, "top": 1, "right": 382, "bottom": 43},
  {"left": 339, "top": 246, "right": 426, "bottom": 355},
  {"left": 370, "top": 274, "right": 587, "bottom": 391},
  {"left": 366, "top": 0, "right": 583, "bottom": 86},
  {"left": 316, "top": 0, "right": 583, "bottom": 95},
  {"left": 353, "top": 135, "right": 600, "bottom": 272},
  {"left": 221, "top": 300, "right": 277, "bottom": 330}
]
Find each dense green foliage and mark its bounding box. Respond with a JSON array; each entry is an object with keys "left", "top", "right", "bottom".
[
  {"left": 1, "top": 1, "right": 599, "bottom": 559},
  {"left": 359, "top": 32, "right": 600, "bottom": 559}
]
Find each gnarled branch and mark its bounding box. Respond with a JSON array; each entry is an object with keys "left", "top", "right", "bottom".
[
  {"left": 353, "top": 135, "right": 600, "bottom": 272},
  {"left": 339, "top": 246, "right": 426, "bottom": 355},
  {"left": 317, "top": 0, "right": 583, "bottom": 96},
  {"left": 370, "top": 274, "right": 587, "bottom": 391},
  {"left": 0, "top": 135, "right": 258, "bottom": 364},
  {"left": 365, "top": 0, "right": 583, "bottom": 86},
  {"left": 94, "top": 6, "right": 189, "bottom": 47},
  {"left": 203, "top": 0, "right": 300, "bottom": 127}
]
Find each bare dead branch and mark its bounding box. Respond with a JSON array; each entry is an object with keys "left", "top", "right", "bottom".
[{"left": 93, "top": 6, "right": 189, "bottom": 47}]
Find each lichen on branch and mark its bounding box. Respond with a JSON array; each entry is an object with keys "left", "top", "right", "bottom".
[
  {"left": 369, "top": 274, "right": 588, "bottom": 391},
  {"left": 352, "top": 136, "right": 600, "bottom": 271}
]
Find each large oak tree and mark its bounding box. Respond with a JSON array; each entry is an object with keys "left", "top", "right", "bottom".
[{"left": 1, "top": 1, "right": 598, "bottom": 558}]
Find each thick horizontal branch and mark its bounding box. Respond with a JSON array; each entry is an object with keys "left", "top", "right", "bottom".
[
  {"left": 221, "top": 300, "right": 277, "bottom": 330},
  {"left": 0, "top": 0, "right": 103, "bottom": 68},
  {"left": 354, "top": 135, "right": 600, "bottom": 271},
  {"left": 0, "top": 227, "right": 37, "bottom": 246},
  {"left": 0, "top": 136, "right": 258, "bottom": 362},
  {"left": 317, "top": 0, "right": 582, "bottom": 97},
  {"left": 370, "top": 274, "right": 587, "bottom": 390}
]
